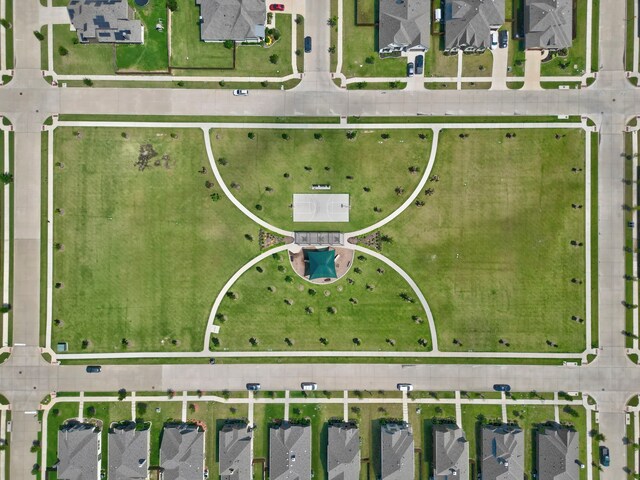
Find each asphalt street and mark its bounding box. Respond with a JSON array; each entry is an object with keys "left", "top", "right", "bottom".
[{"left": 0, "top": 0, "right": 636, "bottom": 478}]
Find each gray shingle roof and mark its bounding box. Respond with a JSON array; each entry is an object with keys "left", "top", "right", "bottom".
[
  {"left": 327, "top": 423, "right": 360, "bottom": 480},
  {"left": 160, "top": 424, "right": 205, "bottom": 480},
  {"left": 57, "top": 422, "right": 101, "bottom": 480},
  {"left": 108, "top": 423, "right": 150, "bottom": 480},
  {"left": 378, "top": 0, "right": 430, "bottom": 52},
  {"left": 433, "top": 424, "right": 469, "bottom": 480},
  {"left": 380, "top": 422, "right": 414, "bottom": 480},
  {"left": 269, "top": 423, "right": 311, "bottom": 480},
  {"left": 444, "top": 0, "right": 505, "bottom": 51},
  {"left": 481, "top": 425, "right": 524, "bottom": 480},
  {"left": 524, "top": 0, "right": 572, "bottom": 49},
  {"left": 219, "top": 422, "right": 252, "bottom": 480},
  {"left": 196, "top": 0, "right": 266, "bottom": 42},
  {"left": 67, "top": 0, "right": 143, "bottom": 44},
  {"left": 536, "top": 425, "right": 580, "bottom": 480}
]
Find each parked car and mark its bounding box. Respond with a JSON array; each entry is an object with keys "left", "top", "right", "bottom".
[
  {"left": 407, "top": 62, "right": 414, "bottom": 77},
  {"left": 493, "top": 384, "right": 511, "bottom": 392},
  {"left": 415, "top": 55, "right": 424, "bottom": 75},
  {"left": 233, "top": 89, "right": 249, "bottom": 96},
  {"left": 599, "top": 446, "right": 610, "bottom": 466},
  {"left": 301, "top": 382, "right": 318, "bottom": 391},
  {"left": 304, "top": 36, "right": 312, "bottom": 53},
  {"left": 86, "top": 365, "right": 102, "bottom": 373},
  {"left": 499, "top": 30, "right": 509, "bottom": 48},
  {"left": 269, "top": 3, "right": 284, "bottom": 10},
  {"left": 490, "top": 30, "right": 499, "bottom": 50},
  {"left": 246, "top": 383, "right": 261, "bottom": 391},
  {"left": 397, "top": 383, "right": 414, "bottom": 392}
]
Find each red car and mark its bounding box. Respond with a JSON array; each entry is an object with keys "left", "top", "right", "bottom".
[{"left": 269, "top": 3, "right": 285, "bottom": 11}]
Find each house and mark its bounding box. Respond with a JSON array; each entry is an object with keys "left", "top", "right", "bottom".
[
  {"left": 57, "top": 422, "right": 101, "bottom": 480},
  {"left": 196, "top": 0, "right": 266, "bottom": 42},
  {"left": 481, "top": 425, "right": 524, "bottom": 480},
  {"left": 380, "top": 422, "right": 414, "bottom": 480},
  {"left": 108, "top": 422, "right": 150, "bottom": 480},
  {"left": 67, "top": 0, "right": 143, "bottom": 44},
  {"left": 433, "top": 424, "right": 469, "bottom": 480},
  {"left": 524, "top": 0, "right": 573, "bottom": 50},
  {"left": 269, "top": 422, "right": 311, "bottom": 480},
  {"left": 444, "top": 0, "right": 505, "bottom": 53},
  {"left": 219, "top": 422, "right": 252, "bottom": 480},
  {"left": 378, "top": 0, "right": 430, "bottom": 53},
  {"left": 160, "top": 424, "right": 205, "bottom": 480},
  {"left": 327, "top": 422, "right": 360, "bottom": 480},
  {"left": 536, "top": 424, "right": 580, "bottom": 480}
]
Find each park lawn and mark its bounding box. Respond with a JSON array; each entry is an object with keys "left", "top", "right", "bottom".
[
  {"left": 540, "top": 0, "right": 588, "bottom": 76},
  {"left": 53, "top": 24, "right": 115, "bottom": 74},
  {"left": 408, "top": 402, "right": 456, "bottom": 479},
  {"left": 115, "top": 0, "right": 169, "bottom": 72},
  {"left": 460, "top": 404, "right": 503, "bottom": 467},
  {"left": 189, "top": 401, "right": 249, "bottom": 476},
  {"left": 289, "top": 403, "right": 344, "bottom": 479},
  {"left": 169, "top": 1, "right": 234, "bottom": 69},
  {"left": 349, "top": 403, "right": 403, "bottom": 480},
  {"left": 505, "top": 404, "right": 556, "bottom": 477},
  {"left": 51, "top": 128, "right": 261, "bottom": 353},
  {"left": 341, "top": 0, "right": 406, "bottom": 77},
  {"left": 214, "top": 252, "right": 431, "bottom": 351},
  {"left": 461, "top": 51, "right": 493, "bottom": 77},
  {"left": 382, "top": 128, "right": 587, "bottom": 352},
  {"left": 211, "top": 128, "right": 432, "bottom": 232}
]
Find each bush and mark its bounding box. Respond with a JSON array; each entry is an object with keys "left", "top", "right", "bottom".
[
  {"left": 58, "top": 46, "right": 69, "bottom": 56},
  {"left": 269, "top": 54, "right": 279, "bottom": 64},
  {"left": 166, "top": 0, "right": 178, "bottom": 11},
  {"left": 83, "top": 78, "right": 94, "bottom": 87},
  {"left": 223, "top": 40, "right": 234, "bottom": 49},
  {"left": 0, "top": 172, "right": 13, "bottom": 184},
  {"left": 33, "top": 30, "right": 44, "bottom": 41},
  {"left": 0, "top": 19, "right": 12, "bottom": 29}
]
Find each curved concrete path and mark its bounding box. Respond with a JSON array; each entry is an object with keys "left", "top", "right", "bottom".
[{"left": 203, "top": 127, "right": 293, "bottom": 237}]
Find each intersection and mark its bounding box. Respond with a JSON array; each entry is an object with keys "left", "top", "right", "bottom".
[{"left": 0, "top": 0, "right": 637, "bottom": 478}]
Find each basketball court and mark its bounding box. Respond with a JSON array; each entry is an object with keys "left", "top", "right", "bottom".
[{"left": 292, "top": 194, "right": 350, "bottom": 222}]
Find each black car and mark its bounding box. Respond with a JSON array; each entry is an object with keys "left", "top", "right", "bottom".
[
  {"left": 493, "top": 384, "right": 511, "bottom": 392},
  {"left": 599, "top": 446, "right": 610, "bottom": 466},
  {"left": 86, "top": 365, "right": 102, "bottom": 373},
  {"left": 304, "top": 36, "right": 312, "bottom": 53},
  {"left": 415, "top": 55, "right": 424, "bottom": 75},
  {"left": 499, "top": 30, "right": 509, "bottom": 48},
  {"left": 246, "top": 383, "right": 261, "bottom": 391}
]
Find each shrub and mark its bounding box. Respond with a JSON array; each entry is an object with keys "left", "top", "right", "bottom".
[
  {"left": 0, "top": 172, "right": 13, "bottom": 184},
  {"left": 0, "top": 19, "right": 12, "bottom": 29},
  {"left": 33, "top": 30, "right": 44, "bottom": 41},
  {"left": 166, "top": 0, "right": 178, "bottom": 11},
  {"left": 223, "top": 40, "right": 234, "bottom": 49},
  {"left": 83, "top": 78, "right": 94, "bottom": 87},
  {"left": 58, "top": 46, "right": 69, "bottom": 56},
  {"left": 269, "top": 54, "right": 279, "bottom": 64}
]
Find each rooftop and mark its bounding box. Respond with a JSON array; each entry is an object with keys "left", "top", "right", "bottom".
[
  {"left": 108, "top": 423, "right": 150, "bottom": 480},
  {"left": 67, "top": 0, "right": 143, "bottom": 44},
  {"left": 524, "top": 0, "right": 573, "bottom": 50},
  {"left": 536, "top": 424, "right": 580, "bottom": 480},
  {"left": 160, "top": 424, "right": 205, "bottom": 480},
  {"left": 327, "top": 423, "right": 360, "bottom": 480},
  {"left": 57, "top": 422, "right": 101, "bottom": 480},
  {"left": 219, "top": 422, "right": 252, "bottom": 480},
  {"left": 481, "top": 424, "right": 524, "bottom": 480},
  {"left": 196, "top": 0, "right": 266, "bottom": 42},
  {"left": 444, "top": 0, "right": 505, "bottom": 51},
  {"left": 269, "top": 422, "right": 312, "bottom": 480},
  {"left": 378, "top": 0, "right": 430, "bottom": 52},
  {"left": 432, "top": 424, "right": 469, "bottom": 480},
  {"left": 380, "top": 422, "right": 414, "bottom": 480}
]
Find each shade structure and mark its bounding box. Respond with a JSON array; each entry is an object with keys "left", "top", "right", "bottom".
[{"left": 307, "top": 249, "right": 337, "bottom": 280}]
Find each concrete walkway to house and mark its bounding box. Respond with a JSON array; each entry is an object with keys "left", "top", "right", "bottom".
[{"left": 456, "top": 51, "right": 463, "bottom": 90}]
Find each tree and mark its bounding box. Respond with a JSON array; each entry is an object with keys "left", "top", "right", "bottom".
[
  {"left": 314, "top": 133, "right": 323, "bottom": 141},
  {"left": 210, "top": 193, "right": 220, "bottom": 202},
  {"left": 83, "top": 78, "right": 94, "bottom": 87},
  {"left": 281, "top": 133, "right": 290, "bottom": 140},
  {"left": 166, "top": 0, "right": 178, "bottom": 11},
  {"left": 381, "top": 133, "right": 390, "bottom": 140},
  {"left": 269, "top": 54, "right": 279, "bottom": 64},
  {"left": 261, "top": 80, "right": 269, "bottom": 87},
  {"left": 33, "top": 30, "right": 44, "bottom": 41},
  {"left": 0, "top": 172, "right": 13, "bottom": 184},
  {"left": 328, "top": 46, "right": 336, "bottom": 53},
  {"left": 346, "top": 130, "right": 357, "bottom": 140},
  {"left": 58, "top": 46, "right": 69, "bottom": 56},
  {"left": 0, "top": 18, "right": 12, "bottom": 29},
  {"left": 365, "top": 56, "right": 375, "bottom": 64},
  {"left": 356, "top": 81, "right": 367, "bottom": 89},
  {"left": 223, "top": 40, "right": 234, "bottom": 49},
  {"left": 295, "top": 15, "right": 303, "bottom": 24},
  {"left": 118, "top": 389, "right": 127, "bottom": 401},
  {"left": 327, "top": 16, "right": 338, "bottom": 27}
]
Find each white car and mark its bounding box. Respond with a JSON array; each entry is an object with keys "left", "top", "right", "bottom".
[
  {"left": 301, "top": 382, "right": 318, "bottom": 391},
  {"left": 233, "top": 89, "right": 249, "bottom": 96},
  {"left": 397, "top": 383, "right": 414, "bottom": 392},
  {"left": 489, "top": 30, "right": 499, "bottom": 50}
]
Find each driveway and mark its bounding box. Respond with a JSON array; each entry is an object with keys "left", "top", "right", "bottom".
[
  {"left": 523, "top": 50, "right": 543, "bottom": 90},
  {"left": 489, "top": 46, "right": 509, "bottom": 90}
]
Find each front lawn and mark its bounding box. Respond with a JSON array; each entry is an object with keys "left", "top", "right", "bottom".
[
  {"left": 53, "top": 24, "right": 115, "bottom": 75},
  {"left": 213, "top": 252, "right": 431, "bottom": 351},
  {"left": 461, "top": 51, "right": 493, "bottom": 77},
  {"left": 408, "top": 402, "right": 457, "bottom": 478},
  {"left": 211, "top": 128, "right": 433, "bottom": 232},
  {"left": 341, "top": 0, "right": 406, "bottom": 77},
  {"left": 540, "top": 0, "right": 588, "bottom": 76},
  {"left": 381, "top": 128, "right": 587, "bottom": 352},
  {"left": 50, "top": 128, "right": 261, "bottom": 353}
]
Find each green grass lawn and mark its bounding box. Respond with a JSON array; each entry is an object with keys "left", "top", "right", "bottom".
[
  {"left": 211, "top": 128, "right": 432, "bottom": 232},
  {"left": 540, "top": 0, "right": 588, "bottom": 76},
  {"left": 460, "top": 404, "right": 503, "bottom": 469},
  {"left": 252, "top": 403, "right": 285, "bottom": 460},
  {"left": 350, "top": 403, "right": 403, "bottom": 480},
  {"left": 381, "top": 129, "right": 587, "bottom": 353},
  {"left": 341, "top": 0, "right": 406, "bottom": 77},
  {"left": 115, "top": 0, "right": 169, "bottom": 72},
  {"left": 53, "top": 24, "right": 115, "bottom": 75},
  {"left": 461, "top": 51, "right": 493, "bottom": 77},
  {"left": 356, "top": 0, "right": 376, "bottom": 24},
  {"left": 169, "top": 1, "right": 234, "bottom": 69},
  {"left": 214, "top": 252, "right": 431, "bottom": 351},
  {"left": 289, "top": 403, "right": 344, "bottom": 479},
  {"left": 171, "top": 15, "right": 294, "bottom": 77},
  {"left": 50, "top": 128, "right": 261, "bottom": 353},
  {"left": 408, "top": 402, "right": 457, "bottom": 479},
  {"left": 559, "top": 404, "right": 589, "bottom": 480}
]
